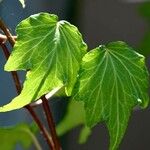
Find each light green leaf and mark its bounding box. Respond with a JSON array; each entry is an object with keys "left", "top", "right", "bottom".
[
  {"left": 73, "top": 41, "right": 149, "bottom": 150},
  {"left": 56, "top": 100, "right": 91, "bottom": 144},
  {"left": 0, "top": 123, "right": 40, "bottom": 150},
  {"left": 1, "top": 13, "right": 87, "bottom": 111}
]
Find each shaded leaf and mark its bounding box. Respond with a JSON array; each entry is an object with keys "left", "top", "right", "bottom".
[
  {"left": 1, "top": 13, "right": 87, "bottom": 111},
  {"left": 139, "top": 30, "right": 150, "bottom": 56},
  {"left": 0, "top": 123, "right": 40, "bottom": 150},
  {"left": 56, "top": 100, "right": 91, "bottom": 144},
  {"left": 138, "top": 2, "right": 150, "bottom": 21},
  {"left": 138, "top": 2, "right": 150, "bottom": 55},
  {"left": 73, "top": 41, "right": 149, "bottom": 150},
  {"left": 78, "top": 126, "right": 91, "bottom": 144}
]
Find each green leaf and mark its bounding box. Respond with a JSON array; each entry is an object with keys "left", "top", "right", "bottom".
[
  {"left": 0, "top": 123, "right": 40, "bottom": 150},
  {"left": 139, "top": 30, "right": 150, "bottom": 56},
  {"left": 78, "top": 126, "right": 91, "bottom": 144},
  {"left": 138, "top": 2, "right": 150, "bottom": 55},
  {"left": 56, "top": 100, "right": 91, "bottom": 144},
  {"left": 73, "top": 41, "right": 149, "bottom": 150},
  {"left": 138, "top": 2, "right": 150, "bottom": 21},
  {"left": 1, "top": 13, "right": 87, "bottom": 111}
]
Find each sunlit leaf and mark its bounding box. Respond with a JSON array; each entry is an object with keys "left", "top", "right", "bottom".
[
  {"left": 0, "top": 13, "right": 87, "bottom": 111},
  {"left": 73, "top": 41, "right": 149, "bottom": 150}
]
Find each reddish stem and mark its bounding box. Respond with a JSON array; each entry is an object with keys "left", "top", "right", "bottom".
[
  {"left": 0, "top": 42, "right": 21, "bottom": 93},
  {"left": 42, "top": 96, "right": 61, "bottom": 150},
  {"left": 25, "top": 105, "right": 54, "bottom": 150}
]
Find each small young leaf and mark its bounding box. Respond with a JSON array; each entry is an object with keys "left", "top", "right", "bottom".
[
  {"left": 1, "top": 13, "right": 87, "bottom": 111},
  {"left": 56, "top": 100, "right": 91, "bottom": 144},
  {"left": 0, "top": 123, "right": 40, "bottom": 150},
  {"left": 73, "top": 41, "right": 149, "bottom": 150}
]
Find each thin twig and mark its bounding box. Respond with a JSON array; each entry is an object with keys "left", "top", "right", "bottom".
[
  {"left": 0, "top": 42, "right": 54, "bottom": 149},
  {"left": 25, "top": 105, "right": 54, "bottom": 150},
  {"left": 0, "top": 18, "right": 15, "bottom": 46},
  {"left": 0, "top": 34, "right": 17, "bottom": 43},
  {"left": 0, "top": 42, "right": 21, "bottom": 93},
  {"left": 24, "top": 124, "right": 42, "bottom": 150},
  {"left": 42, "top": 96, "right": 61, "bottom": 150}
]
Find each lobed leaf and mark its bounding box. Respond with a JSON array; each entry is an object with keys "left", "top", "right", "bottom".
[
  {"left": 0, "top": 13, "right": 87, "bottom": 111},
  {"left": 73, "top": 41, "right": 149, "bottom": 150}
]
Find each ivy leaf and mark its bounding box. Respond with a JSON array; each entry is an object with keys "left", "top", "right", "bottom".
[
  {"left": 73, "top": 41, "right": 149, "bottom": 150},
  {"left": 1, "top": 13, "right": 87, "bottom": 111},
  {"left": 0, "top": 123, "right": 40, "bottom": 150},
  {"left": 56, "top": 100, "right": 91, "bottom": 144}
]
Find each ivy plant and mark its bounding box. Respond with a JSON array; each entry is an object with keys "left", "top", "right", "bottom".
[{"left": 0, "top": 4, "right": 149, "bottom": 150}]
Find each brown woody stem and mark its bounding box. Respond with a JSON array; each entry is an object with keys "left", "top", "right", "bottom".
[
  {"left": 0, "top": 18, "right": 15, "bottom": 46},
  {"left": 25, "top": 105, "right": 54, "bottom": 150},
  {"left": 42, "top": 96, "right": 61, "bottom": 150},
  {"left": 0, "top": 42, "right": 21, "bottom": 93}
]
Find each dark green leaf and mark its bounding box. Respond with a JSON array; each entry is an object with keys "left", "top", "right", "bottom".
[
  {"left": 138, "top": 2, "right": 150, "bottom": 21},
  {"left": 139, "top": 30, "right": 150, "bottom": 56},
  {"left": 1, "top": 13, "right": 87, "bottom": 111},
  {"left": 73, "top": 41, "right": 149, "bottom": 150}
]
